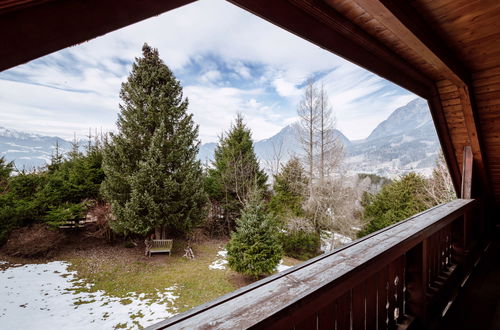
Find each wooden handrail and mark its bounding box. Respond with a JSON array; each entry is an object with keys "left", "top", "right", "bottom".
[{"left": 147, "top": 199, "right": 483, "bottom": 329}]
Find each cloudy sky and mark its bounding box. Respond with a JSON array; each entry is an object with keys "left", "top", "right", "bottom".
[{"left": 0, "top": 0, "right": 417, "bottom": 143}]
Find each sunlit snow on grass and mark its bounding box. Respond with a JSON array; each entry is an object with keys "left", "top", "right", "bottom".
[
  {"left": 0, "top": 261, "right": 178, "bottom": 329},
  {"left": 208, "top": 249, "right": 228, "bottom": 270}
]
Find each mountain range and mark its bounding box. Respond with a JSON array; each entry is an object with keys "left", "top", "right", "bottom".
[{"left": 1, "top": 98, "right": 440, "bottom": 177}]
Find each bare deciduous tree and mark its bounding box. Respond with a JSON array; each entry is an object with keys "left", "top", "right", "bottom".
[
  {"left": 296, "top": 79, "right": 320, "bottom": 193},
  {"left": 316, "top": 83, "right": 344, "bottom": 182},
  {"left": 424, "top": 151, "right": 456, "bottom": 207}
]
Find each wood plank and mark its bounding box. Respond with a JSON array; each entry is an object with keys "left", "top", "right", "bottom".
[
  {"left": 317, "top": 301, "right": 335, "bottom": 330},
  {"left": 352, "top": 282, "right": 365, "bottom": 329},
  {"left": 349, "top": 0, "right": 470, "bottom": 86},
  {"left": 151, "top": 200, "right": 475, "bottom": 329},
  {"left": 0, "top": 0, "right": 195, "bottom": 71},
  {"left": 461, "top": 146, "right": 473, "bottom": 199},
  {"left": 405, "top": 242, "right": 428, "bottom": 328},
  {"left": 377, "top": 268, "right": 389, "bottom": 329},
  {"left": 458, "top": 87, "right": 492, "bottom": 200},
  {"left": 365, "top": 274, "right": 378, "bottom": 329},
  {"left": 428, "top": 92, "right": 462, "bottom": 193},
  {"left": 337, "top": 291, "right": 351, "bottom": 330}
]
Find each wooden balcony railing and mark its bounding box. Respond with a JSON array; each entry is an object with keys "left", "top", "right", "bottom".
[{"left": 148, "top": 197, "right": 485, "bottom": 330}]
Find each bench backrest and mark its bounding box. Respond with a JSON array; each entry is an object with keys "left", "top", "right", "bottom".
[{"left": 152, "top": 239, "right": 173, "bottom": 249}]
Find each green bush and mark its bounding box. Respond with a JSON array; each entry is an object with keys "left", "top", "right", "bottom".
[
  {"left": 44, "top": 203, "right": 87, "bottom": 228},
  {"left": 281, "top": 230, "right": 320, "bottom": 260},
  {"left": 0, "top": 148, "right": 104, "bottom": 245},
  {"left": 227, "top": 191, "right": 283, "bottom": 278},
  {"left": 358, "top": 172, "right": 430, "bottom": 237}
]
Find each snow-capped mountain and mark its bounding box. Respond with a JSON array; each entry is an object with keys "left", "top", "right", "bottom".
[
  {"left": 196, "top": 98, "right": 440, "bottom": 177},
  {"left": 0, "top": 127, "right": 73, "bottom": 170},
  {"left": 1, "top": 98, "right": 440, "bottom": 177},
  {"left": 344, "top": 98, "right": 440, "bottom": 177}
]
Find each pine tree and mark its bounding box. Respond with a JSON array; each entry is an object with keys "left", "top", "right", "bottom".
[
  {"left": 0, "top": 156, "right": 14, "bottom": 189},
  {"left": 269, "top": 156, "right": 308, "bottom": 218},
  {"left": 206, "top": 114, "right": 267, "bottom": 233},
  {"left": 101, "top": 43, "right": 207, "bottom": 237},
  {"left": 227, "top": 190, "right": 283, "bottom": 278}
]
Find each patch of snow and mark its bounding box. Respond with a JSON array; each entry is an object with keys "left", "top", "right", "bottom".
[
  {"left": 209, "top": 250, "right": 228, "bottom": 270},
  {"left": 0, "top": 261, "right": 178, "bottom": 329},
  {"left": 275, "top": 260, "right": 291, "bottom": 273},
  {"left": 320, "top": 231, "right": 353, "bottom": 253}
]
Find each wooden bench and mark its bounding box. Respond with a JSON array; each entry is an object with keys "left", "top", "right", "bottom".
[{"left": 148, "top": 239, "right": 173, "bottom": 257}]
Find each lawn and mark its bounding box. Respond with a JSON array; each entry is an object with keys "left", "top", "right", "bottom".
[{"left": 64, "top": 239, "right": 301, "bottom": 315}]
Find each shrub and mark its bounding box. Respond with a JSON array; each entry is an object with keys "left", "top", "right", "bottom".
[
  {"left": 359, "top": 172, "right": 430, "bottom": 237},
  {"left": 44, "top": 203, "right": 88, "bottom": 228},
  {"left": 227, "top": 191, "right": 283, "bottom": 278},
  {"left": 281, "top": 230, "right": 320, "bottom": 260}
]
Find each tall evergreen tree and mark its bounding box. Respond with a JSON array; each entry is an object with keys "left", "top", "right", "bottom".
[
  {"left": 101, "top": 43, "right": 207, "bottom": 237},
  {"left": 206, "top": 114, "right": 267, "bottom": 233},
  {"left": 227, "top": 190, "right": 283, "bottom": 278}
]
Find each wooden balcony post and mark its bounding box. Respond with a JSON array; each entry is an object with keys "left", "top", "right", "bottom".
[{"left": 461, "top": 146, "right": 473, "bottom": 254}]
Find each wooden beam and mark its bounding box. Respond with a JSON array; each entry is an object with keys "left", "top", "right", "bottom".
[
  {"left": 428, "top": 90, "right": 462, "bottom": 194},
  {"left": 350, "top": 0, "right": 471, "bottom": 87},
  {"left": 458, "top": 86, "right": 493, "bottom": 200},
  {"left": 0, "top": 0, "right": 196, "bottom": 72},
  {"left": 227, "top": 0, "right": 434, "bottom": 98},
  {"left": 461, "top": 146, "right": 473, "bottom": 199}
]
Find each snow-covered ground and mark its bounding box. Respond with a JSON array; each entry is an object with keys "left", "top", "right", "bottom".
[
  {"left": 0, "top": 261, "right": 178, "bottom": 329},
  {"left": 208, "top": 250, "right": 228, "bottom": 270},
  {"left": 208, "top": 249, "right": 292, "bottom": 272},
  {"left": 275, "top": 260, "right": 291, "bottom": 272},
  {"left": 320, "top": 231, "right": 353, "bottom": 252}
]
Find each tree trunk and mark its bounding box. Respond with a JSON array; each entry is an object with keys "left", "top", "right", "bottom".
[{"left": 155, "top": 226, "right": 161, "bottom": 239}]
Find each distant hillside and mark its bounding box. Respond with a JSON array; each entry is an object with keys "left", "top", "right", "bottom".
[
  {"left": 1, "top": 98, "right": 441, "bottom": 177},
  {"left": 344, "top": 98, "right": 440, "bottom": 177},
  {"left": 0, "top": 127, "right": 73, "bottom": 170}
]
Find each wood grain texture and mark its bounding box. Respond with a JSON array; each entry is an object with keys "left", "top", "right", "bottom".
[{"left": 0, "top": 0, "right": 195, "bottom": 71}]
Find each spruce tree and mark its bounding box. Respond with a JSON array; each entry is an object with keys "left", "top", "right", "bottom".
[
  {"left": 269, "top": 156, "right": 308, "bottom": 218},
  {"left": 101, "top": 43, "right": 207, "bottom": 237},
  {"left": 206, "top": 114, "right": 267, "bottom": 232},
  {"left": 226, "top": 190, "right": 283, "bottom": 278},
  {"left": 0, "top": 156, "right": 13, "bottom": 189}
]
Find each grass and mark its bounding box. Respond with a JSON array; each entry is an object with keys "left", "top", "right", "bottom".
[
  {"left": 64, "top": 239, "right": 303, "bottom": 316},
  {"left": 65, "top": 240, "right": 241, "bottom": 314}
]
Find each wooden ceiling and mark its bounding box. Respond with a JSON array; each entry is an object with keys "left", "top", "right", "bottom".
[
  {"left": 412, "top": 0, "right": 500, "bottom": 73},
  {"left": 1, "top": 0, "right": 500, "bottom": 208}
]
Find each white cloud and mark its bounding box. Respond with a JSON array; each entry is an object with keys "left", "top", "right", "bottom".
[
  {"left": 272, "top": 77, "right": 301, "bottom": 98},
  {"left": 0, "top": 0, "right": 418, "bottom": 143}
]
